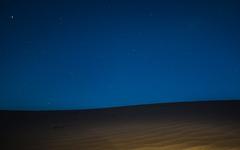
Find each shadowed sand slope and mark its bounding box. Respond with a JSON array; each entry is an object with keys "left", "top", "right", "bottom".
[{"left": 1, "top": 101, "right": 240, "bottom": 150}]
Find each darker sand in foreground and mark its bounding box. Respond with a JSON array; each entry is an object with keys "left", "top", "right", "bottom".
[{"left": 1, "top": 101, "right": 240, "bottom": 150}]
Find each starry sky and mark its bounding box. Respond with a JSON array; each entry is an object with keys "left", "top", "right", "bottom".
[{"left": 1, "top": 0, "right": 240, "bottom": 110}]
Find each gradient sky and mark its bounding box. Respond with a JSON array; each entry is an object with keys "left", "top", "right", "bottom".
[{"left": 1, "top": 0, "right": 240, "bottom": 110}]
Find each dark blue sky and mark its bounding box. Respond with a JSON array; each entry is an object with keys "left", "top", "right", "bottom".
[{"left": 1, "top": 0, "right": 240, "bottom": 110}]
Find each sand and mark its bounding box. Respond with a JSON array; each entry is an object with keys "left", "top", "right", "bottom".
[{"left": 1, "top": 101, "right": 240, "bottom": 150}]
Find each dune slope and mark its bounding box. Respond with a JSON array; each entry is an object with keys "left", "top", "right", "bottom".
[{"left": 1, "top": 101, "right": 240, "bottom": 150}]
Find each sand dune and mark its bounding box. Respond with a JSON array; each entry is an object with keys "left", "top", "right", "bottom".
[{"left": 1, "top": 101, "right": 240, "bottom": 150}]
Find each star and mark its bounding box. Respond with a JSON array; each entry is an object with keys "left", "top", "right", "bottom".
[
  {"left": 8, "top": 16, "right": 15, "bottom": 24},
  {"left": 138, "top": 32, "right": 143, "bottom": 36},
  {"left": 149, "top": 12, "right": 153, "bottom": 17},
  {"left": 131, "top": 49, "right": 137, "bottom": 52},
  {"left": 107, "top": 84, "right": 113, "bottom": 89},
  {"left": 127, "top": 49, "right": 137, "bottom": 56},
  {"left": 58, "top": 17, "right": 63, "bottom": 24},
  {"left": 68, "top": 72, "right": 75, "bottom": 78}
]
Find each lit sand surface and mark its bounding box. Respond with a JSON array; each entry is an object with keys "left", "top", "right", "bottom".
[{"left": 1, "top": 101, "right": 240, "bottom": 150}]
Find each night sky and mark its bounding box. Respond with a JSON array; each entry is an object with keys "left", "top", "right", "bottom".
[{"left": 1, "top": 0, "right": 240, "bottom": 110}]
